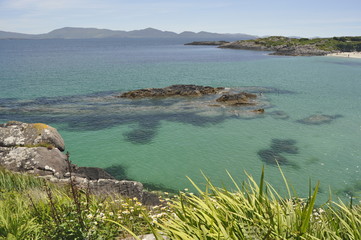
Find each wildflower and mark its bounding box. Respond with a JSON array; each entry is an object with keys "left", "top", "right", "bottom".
[
  {"left": 122, "top": 210, "right": 130, "bottom": 214},
  {"left": 86, "top": 214, "right": 93, "bottom": 219},
  {"left": 109, "top": 212, "right": 114, "bottom": 216}
]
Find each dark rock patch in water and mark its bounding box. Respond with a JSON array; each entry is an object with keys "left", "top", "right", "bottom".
[
  {"left": 271, "top": 139, "right": 298, "bottom": 154},
  {"left": 104, "top": 164, "right": 129, "bottom": 180},
  {"left": 258, "top": 138, "right": 299, "bottom": 166},
  {"left": 124, "top": 128, "right": 158, "bottom": 144},
  {"left": 258, "top": 149, "right": 288, "bottom": 165},
  {"left": 297, "top": 114, "right": 342, "bottom": 125}
]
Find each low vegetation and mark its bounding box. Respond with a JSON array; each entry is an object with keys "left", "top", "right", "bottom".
[
  {"left": 244, "top": 36, "right": 361, "bottom": 52},
  {"left": 0, "top": 166, "right": 360, "bottom": 239}
]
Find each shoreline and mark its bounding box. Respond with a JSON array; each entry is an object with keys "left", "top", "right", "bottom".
[{"left": 326, "top": 52, "right": 361, "bottom": 59}]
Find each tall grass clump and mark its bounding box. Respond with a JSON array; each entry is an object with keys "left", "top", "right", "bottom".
[
  {"left": 150, "top": 167, "right": 361, "bottom": 240},
  {"left": 0, "top": 167, "right": 46, "bottom": 192}
]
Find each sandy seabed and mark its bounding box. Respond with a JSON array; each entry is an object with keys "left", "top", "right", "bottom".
[{"left": 327, "top": 52, "right": 361, "bottom": 59}]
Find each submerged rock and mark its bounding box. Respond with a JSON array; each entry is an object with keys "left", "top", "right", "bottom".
[
  {"left": 297, "top": 114, "right": 342, "bottom": 125},
  {"left": 271, "top": 139, "right": 298, "bottom": 154},
  {"left": 0, "top": 121, "right": 65, "bottom": 151},
  {"left": 73, "top": 167, "right": 115, "bottom": 180},
  {"left": 216, "top": 92, "right": 257, "bottom": 106},
  {"left": 119, "top": 84, "right": 225, "bottom": 99},
  {"left": 268, "top": 110, "right": 290, "bottom": 120},
  {"left": 258, "top": 149, "right": 288, "bottom": 165},
  {"left": 258, "top": 138, "right": 299, "bottom": 165}
]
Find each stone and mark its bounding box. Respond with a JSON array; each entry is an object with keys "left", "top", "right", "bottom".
[
  {"left": 0, "top": 121, "right": 65, "bottom": 151},
  {"left": 0, "top": 121, "right": 161, "bottom": 205},
  {"left": 88, "top": 179, "right": 144, "bottom": 199},
  {"left": 73, "top": 166, "right": 115, "bottom": 180},
  {"left": 119, "top": 85, "right": 224, "bottom": 99},
  {"left": 251, "top": 108, "right": 265, "bottom": 114},
  {"left": 216, "top": 92, "right": 257, "bottom": 106},
  {"left": 0, "top": 146, "right": 68, "bottom": 177}
]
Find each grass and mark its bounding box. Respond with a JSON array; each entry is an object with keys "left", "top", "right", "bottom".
[
  {"left": 149, "top": 167, "right": 361, "bottom": 240},
  {"left": 0, "top": 166, "right": 360, "bottom": 239},
  {"left": 241, "top": 36, "right": 361, "bottom": 52}
]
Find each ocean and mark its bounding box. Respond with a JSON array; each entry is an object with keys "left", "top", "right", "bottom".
[{"left": 1, "top": 38, "right": 360, "bottom": 201}]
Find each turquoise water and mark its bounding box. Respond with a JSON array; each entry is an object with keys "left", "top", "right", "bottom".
[{"left": 1, "top": 38, "right": 361, "bottom": 200}]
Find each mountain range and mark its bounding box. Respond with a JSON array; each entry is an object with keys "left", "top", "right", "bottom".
[{"left": 0, "top": 27, "right": 257, "bottom": 40}]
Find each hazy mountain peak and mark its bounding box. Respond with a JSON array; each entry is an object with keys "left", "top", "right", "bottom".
[{"left": 0, "top": 27, "right": 257, "bottom": 40}]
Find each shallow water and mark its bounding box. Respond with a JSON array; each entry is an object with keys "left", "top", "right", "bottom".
[{"left": 1, "top": 38, "right": 361, "bottom": 201}]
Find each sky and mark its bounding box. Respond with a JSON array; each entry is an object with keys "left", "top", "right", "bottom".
[{"left": 0, "top": 0, "right": 360, "bottom": 37}]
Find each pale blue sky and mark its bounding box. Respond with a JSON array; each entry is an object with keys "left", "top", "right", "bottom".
[{"left": 0, "top": 0, "right": 360, "bottom": 37}]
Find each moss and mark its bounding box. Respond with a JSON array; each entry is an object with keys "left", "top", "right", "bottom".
[
  {"left": 31, "top": 123, "right": 49, "bottom": 131},
  {"left": 22, "top": 142, "right": 54, "bottom": 149}
]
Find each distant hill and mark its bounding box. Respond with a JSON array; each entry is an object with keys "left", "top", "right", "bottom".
[{"left": 0, "top": 27, "right": 257, "bottom": 40}]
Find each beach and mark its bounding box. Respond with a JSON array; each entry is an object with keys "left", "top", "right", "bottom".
[{"left": 327, "top": 51, "right": 361, "bottom": 59}]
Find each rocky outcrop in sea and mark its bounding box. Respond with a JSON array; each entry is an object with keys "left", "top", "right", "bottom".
[
  {"left": 219, "top": 41, "right": 331, "bottom": 56},
  {"left": 119, "top": 84, "right": 225, "bottom": 98},
  {"left": 219, "top": 40, "right": 332, "bottom": 56},
  {"left": 184, "top": 41, "right": 230, "bottom": 46},
  {"left": 0, "top": 121, "right": 159, "bottom": 205}
]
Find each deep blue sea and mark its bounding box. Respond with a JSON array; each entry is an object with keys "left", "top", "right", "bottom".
[{"left": 1, "top": 38, "right": 361, "bottom": 200}]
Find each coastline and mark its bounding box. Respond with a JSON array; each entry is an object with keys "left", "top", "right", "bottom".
[{"left": 327, "top": 52, "right": 361, "bottom": 59}]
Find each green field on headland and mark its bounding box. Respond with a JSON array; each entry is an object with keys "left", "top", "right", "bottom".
[{"left": 219, "top": 36, "right": 361, "bottom": 56}]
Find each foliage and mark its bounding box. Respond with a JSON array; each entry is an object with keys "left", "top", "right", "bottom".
[
  {"left": 0, "top": 167, "right": 46, "bottom": 193},
  {"left": 0, "top": 192, "right": 42, "bottom": 240},
  {"left": 150, "top": 168, "right": 361, "bottom": 240},
  {"left": 244, "top": 36, "right": 361, "bottom": 52},
  {"left": 1, "top": 166, "right": 361, "bottom": 239}
]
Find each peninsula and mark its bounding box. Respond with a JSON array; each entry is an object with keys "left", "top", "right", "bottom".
[{"left": 187, "top": 36, "right": 361, "bottom": 56}]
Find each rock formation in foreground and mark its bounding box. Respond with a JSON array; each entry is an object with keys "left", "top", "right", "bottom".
[
  {"left": 0, "top": 121, "right": 158, "bottom": 205},
  {"left": 119, "top": 84, "right": 225, "bottom": 98}
]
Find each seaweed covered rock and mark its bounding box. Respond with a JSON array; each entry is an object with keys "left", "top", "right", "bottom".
[
  {"left": 216, "top": 92, "right": 257, "bottom": 106},
  {"left": 0, "top": 121, "right": 65, "bottom": 151},
  {"left": 119, "top": 84, "right": 225, "bottom": 98}
]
